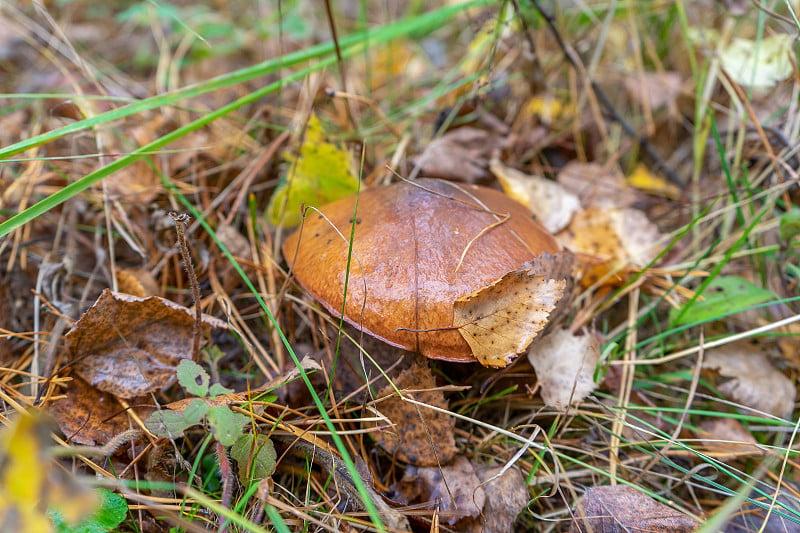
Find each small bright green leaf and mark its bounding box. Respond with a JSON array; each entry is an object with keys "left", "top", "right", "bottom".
[
  {"left": 144, "top": 399, "right": 209, "bottom": 439},
  {"left": 51, "top": 489, "right": 128, "bottom": 533},
  {"left": 266, "top": 114, "right": 360, "bottom": 227},
  {"left": 670, "top": 276, "right": 777, "bottom": 326},
  {"left": 208, "top": 383, "right": 234, "bottom": 396},
  {"left": 231, "top": 434, "right": 277, "bottom": 485},
  {"left": 779, "top": 208, "right": 800, "bottom": 242},
  {"left": 177, "top": 359, "right": 210, "bottom": 397},
  {"left": 206, "top": 406, "right": 249, "bottom": 447}
]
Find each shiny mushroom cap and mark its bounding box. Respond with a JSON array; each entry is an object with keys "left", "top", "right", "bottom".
[{"left": 282, "top": 178, "right": 573, "bottom": 367}]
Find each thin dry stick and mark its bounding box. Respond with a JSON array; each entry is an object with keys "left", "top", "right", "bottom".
[{"left": 171, "top": 212, "right": 201, "bottom": 361}]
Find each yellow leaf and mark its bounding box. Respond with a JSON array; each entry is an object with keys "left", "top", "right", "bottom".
[
  {"left": 267, "top": 114, "right": 360, "bottom": 227},
  {"left": 626, "top": 163, "right": 680, "bottom": 199},
  {"left": 0, "top": 412, "right": 98, "bottom": 532}
]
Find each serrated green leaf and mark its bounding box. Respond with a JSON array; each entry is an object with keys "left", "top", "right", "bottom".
[
  {"left": 266, "top": 114, "right": 360, "bottom": 227},
  {"left": 206, "top": 406, "right": 249, "bottom": 447},
  {"left": 231, "top": 434, "right": 277, "bottom": 486},
  {"left": 177, "top": 359, "right": 210, "bottom": 397},
  {"left": 50, "top": 488, "right": 128, "bottom": 533},
  {"left": 209, "top": 383, "right": 234, "bottom": 396},
  {"left": 779, "top": 208, "right": 800, "bottom": 242},
  {"left": 670, "top": 276, "right": 777, "bottom": 326},
  {"left": 144, "top": 399, "right": 209, "bottom": 439}
]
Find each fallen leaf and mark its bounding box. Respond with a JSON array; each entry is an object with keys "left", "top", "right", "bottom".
[
  {"left": 721, "top": 34, "right": 794, "bottom": 89},
  {"left": 623, "top": 72, "right": 683, "bottom": 113},
  {"left": 695, "top": 418, "right": 763, "bottom": 458},
  {"left": 0, "top": 412, "right": 99, "bottom": 532},
  {"left": 491, "top": 157, "right": 580, "bottom": 233},
  {"left": 725, "top": 481, "right": 800, "bottom": 533},
  {"left": 703, "top": 341, "right": 795, "bottom": 419},
  {"left": 66, "top": 289, "right": 228, "bottom": 399},
  {"left": 368, "top": 363, "right": 457, "bottom": 466},
  {"left": 114, "top": 268, "right": 159, "bottom": 297},
  {"left": 267, "top": 114, "right": 360, "bottom": 227},
  {"left": 626, "top": 163, "right": 681, "bottom": 199},
  {"left": 454, "top": 255, "right": 572, "bottom": 368},
  {"left": 570, "top": 485, "right": 698, "bottom": 532},
  {"left": 557, "top": 162, "right": 636, "bottom": 209},
  {"left": 413, "top": 127, "right": 499, "bottom": 183},
  {"left": 525, "top": 94, "right": 576, "bottom": 125},
  {"left": 464, "top": 465, "right": 529, "bottom": 533},
  {"left": 49, "top": 375, "right": 152, "bottom": 447},
  {"left": 558, "top": 206, "right": 662, "bottom": 288},
  {"left": 528, "top": 328, "right": 599, "bottom": 409},
  {"left": 399, "top": 456, "right": 486, "bottom": 525}
]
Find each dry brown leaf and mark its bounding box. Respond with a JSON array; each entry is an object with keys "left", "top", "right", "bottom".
[
  {"left": 66, "top": 289, "right": 228, "bottom": 399},
  {"left": 455, "top": 262, "right": 569, "bottom": 368},
  {"left": 570, "top": 485, "right": 698, "bottom": 532},
  {"left": 463, "top": 465, "right": 529, "bottom": 533},
  {"left": 368, "top": 362, "right": 457, "bottom": 466},
  {"left": 703, "top": 342, "right": 795, "bottom": 419},
  {"left": 623, "top": 71, "right": 683, "bottom": 113},
  {"left": 557, "top": 161, "right": 636, "bottom": 209},
  {"left": 413, "top": 127, "right": 499, "bottom": 182},
  {"left": 528, "top": 328, "right": 599, "bottom": 409},
  {"left": 49, "top": 375, "right": 152, "bottom": 447},
  {"left": 695, "top": 418, "right": 763, "bottom": 458},
  {"left": 399, "top": 456, "right": 485, "bottom": 525},
  {"left": 491, "top": 157, "right": 580, "bottom": 233}
]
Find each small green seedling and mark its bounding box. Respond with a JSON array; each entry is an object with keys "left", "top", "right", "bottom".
[{"left": 145, "top": 359, "right": 249, "bottom": 446}]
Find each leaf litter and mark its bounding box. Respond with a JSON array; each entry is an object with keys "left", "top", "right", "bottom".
[{"left": 2, "top": 1, "right": 799, "bottom": 531}]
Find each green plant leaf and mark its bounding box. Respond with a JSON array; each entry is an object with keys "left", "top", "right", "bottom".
[
  {"left": 231, "top": 434, "right": 277, "bottom": 486},
  {"left": 144, "top": 399, "right": 209, "bottom": 439},
  {"left": 208, "top": 383, "right": 234, "bottom": 396},
  {"left": 779, "top": 208, "right": 800, "bottom": 242},
  {"left": 50, "top": 488, "right": 128, "bottom": 533},
  {"left": 266, "top": 114, "right": 360, "bottom": 227},
  {"left": 206, "top": 406, "right": 249, "bottom": 447},
  {"left": 177, "top": 359, "right": 210, "bottom": 397},
  {"left": 670, "top": 276, "right": 777, "bottom": 326}
]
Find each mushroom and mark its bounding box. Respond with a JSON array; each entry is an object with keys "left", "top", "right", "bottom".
[{"left": 282, "top": 178, "right": 573, "bottom": 368}]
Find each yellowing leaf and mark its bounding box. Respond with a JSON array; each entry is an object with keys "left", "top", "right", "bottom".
[
  {"left": 626, "top": 163, "right": 680, "bottom": 199},
  {"left": 720, "top": 34, "right": 794, "bottom": 89},
  {"left": 0, "top": 412, "right": 98, "bottom": 532},
  {"left": 525, "top": 95, "right": 575, "bottom": 125},
  {"left": 454, "top": 266, "right": 568, "bottom": 368},
  {"left": 267, "top": 114, "right": 360, "bottom": 227}
]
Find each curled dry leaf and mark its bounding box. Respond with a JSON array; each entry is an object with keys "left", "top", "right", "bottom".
[
  {"left": 528, "top": 328, "right": 600, "bottom": 409},
  {"left": 367, "top": 362, "right": 457, "bottom": 466},
  {"left": 455, "top": 253, "right": 572, "bottom": 368},
  {"left": 66, "top": 289, "right": 228, "bottom": 399},
  {"left": 491, "top": 157, "right": 580, "bottom": 233},
  {"left": 283, "top": 178, "right": 572, "bottom": 367},
  {"left": 703, "top": 341, "right": 795, "bottom": 419},
  {"left": 570, "top": 485, "right": 698, "bottom": 533},
  {"left": 397, "top": 455, "right": 485, "bottom": 525}
]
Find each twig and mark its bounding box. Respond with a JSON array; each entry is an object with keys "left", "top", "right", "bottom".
[
  {"left": 171, "top": 213, "right": 201, "bottom": 362},
  {"left": 216, "top": 441, "right": 235, "bottom": 533}
]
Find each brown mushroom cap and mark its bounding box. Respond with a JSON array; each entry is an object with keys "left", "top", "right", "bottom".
[{"left": 282, "top": 178, "right": 572, "bottom": 365}]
